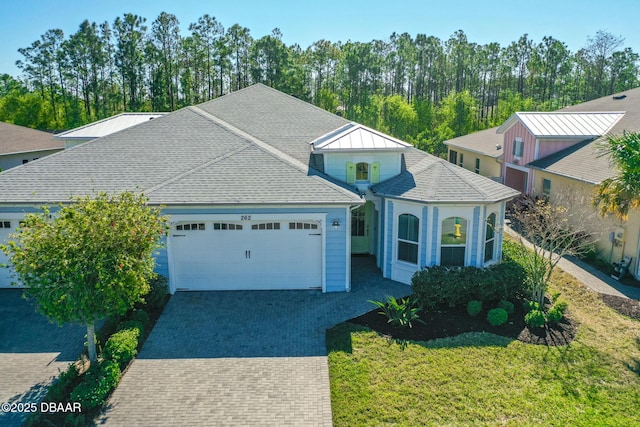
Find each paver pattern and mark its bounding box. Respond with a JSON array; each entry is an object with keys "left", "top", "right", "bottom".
[
  {"left": 0, "top": 289, "right": 85, "bottom": 427},
  {"left": 100, "top": 257, "right": 409, "bottom": 426}
]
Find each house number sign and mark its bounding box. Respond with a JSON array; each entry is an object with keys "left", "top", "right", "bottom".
[{"left": 240, "top": 215, "right": 251, "bottom": 220}]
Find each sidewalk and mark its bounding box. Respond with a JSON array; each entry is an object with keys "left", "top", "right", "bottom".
[{"left": 505, "top": 226, "right": 640, "bottom": 301}]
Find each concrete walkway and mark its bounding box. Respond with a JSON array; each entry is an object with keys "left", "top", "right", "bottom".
[
  {"left": 99, "top": 257, "right": 409, "bottom": 426},
  {"left": 0, "top": 290, "right": 85, "bottom": 427},
  {"left": 505, "top": 226, "right": 640, "bottom": 300}
]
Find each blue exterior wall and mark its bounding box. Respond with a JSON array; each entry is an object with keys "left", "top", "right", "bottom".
[
  {"left": 430, "top": 207, "right": 439, "bottom": 265},
  {"left": 470, "top": 206, "right": 481, "bottom": 266},
  {"left": 384, "top": 201, "right": 393, "bottom": 275}
]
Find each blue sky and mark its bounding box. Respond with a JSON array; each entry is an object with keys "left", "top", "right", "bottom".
[{"left": 1, "top": 0, "right": 639, "bottom": 77}]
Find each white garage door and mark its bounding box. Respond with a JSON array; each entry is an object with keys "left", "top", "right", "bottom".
[
  {"left": 170, "top": 219, "right": 323, "bottom": 290},
  {"left": 0, "top": 219, "right": 19, "bottom": 288}
]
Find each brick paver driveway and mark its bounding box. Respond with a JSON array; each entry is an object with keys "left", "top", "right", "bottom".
[
  {"left": 0, "top": 289, "right": 85, "bottom": 427},
  {"left": 100, "top": 257, "right": 409, "bottom": 426}
]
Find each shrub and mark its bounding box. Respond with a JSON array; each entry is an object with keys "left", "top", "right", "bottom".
[
  {"left": 130, "top": 309, "right": 150, "bottom": 331},
  {"left": 103, "top": 328, "right": 140, "bottom": 368},
  {"left": 546, "top": 306, "right": 564, "bottom": 324},
  {"left": 553, "top": 299, "right": 569, "bottom": 314},
  {"left": 45, "top": 363, "right": 79, "bottom": 402},
  {"left": 411, "top": 258, "right": 526, "bottom": 309},
  {"left": 487, "top": 308, "right": 509, "bottom": 326},
  {"left": 498, "top": 300, "right": 515, "bottom": 315},
  {"left": 467, "top": 300, "right": 483, "bottom": 317},
  {"left": 145, "top": 275, "right": 169, "bottom": 309},
  {"left": 116, "top": 319, "right": 144, "bottom": 335},
  {"left": 369, "top": 296, "right": 424, "bottom": 328},
  {"left": 70, "top": 360, "right": 121, "bottom": 409},
  {"left": 524, "top": 300, "right": 540, "bottom": 313},
  {"left": 525, "top": 309, "right": 546, "bottom": 329}
]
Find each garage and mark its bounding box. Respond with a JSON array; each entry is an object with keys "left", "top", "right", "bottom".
[
  {"left": 0, "top": 219, "right": 18, "bottom": 288},
  {"left": 169, "top": 216, "right": 324, "bottom": 291}
]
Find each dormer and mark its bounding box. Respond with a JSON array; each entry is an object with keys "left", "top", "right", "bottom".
[
  {"left": 497, "top": 112, "right": 624, "bottom": 165},
  {"left": 309, "top": 123, "right": 411, "bottom": 190}
]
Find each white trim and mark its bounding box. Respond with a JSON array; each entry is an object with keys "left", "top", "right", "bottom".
[
  {"left": 435, "top": 206, "right": 476, "bottom": 267},
  {"left": 534, "top": 138, "right": 540, "bottom": 160},
  {"left": 345, "top": 206, "right": 351, "bottom": 292}
]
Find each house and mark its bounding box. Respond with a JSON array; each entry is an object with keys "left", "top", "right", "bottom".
[
  {"left": 55, "top": 112, "right": 166, "bottom": 148},
  {"left": 443, "top": 126, "right": 503, "bottom": 180},
  {"left": 0, "top": 121, "right": 62, "bottom": 171},
  {"left": 0, "top": 84, "right": 518, "bottom": 292},
  {"left": 446, "top": 87, "right": 640, "bottom": 280}
]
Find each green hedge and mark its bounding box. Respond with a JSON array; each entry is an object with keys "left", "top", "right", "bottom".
[
  {"left": 70, "top": 360, "right": 121, "bottom": 409},
  {"left": 103, "top": 327, "right": 140, "bottom": 369}
]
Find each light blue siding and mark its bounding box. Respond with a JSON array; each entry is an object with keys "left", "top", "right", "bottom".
[
  {"left": 420, "top": 206, "right": 428, "bottom": 268},
  {"left": 470, "top": 206, "right": 480, "bottom": 266},
  {"left": 430, "top": 207, "right": 439, "bottom": 265},
  {"left": 385, "top": 201, "right": 393, "bottom": 275}
]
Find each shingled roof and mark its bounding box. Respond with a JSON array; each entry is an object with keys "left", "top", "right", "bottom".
[
  {"left": 0, "top": 121, "right": 60, "bottom": 155},
  {"left": 0, "top": 84, "right": 516, "bottom": 206},
  {"left": 372, "top": 148, "right": 519, "bottom": 203}
]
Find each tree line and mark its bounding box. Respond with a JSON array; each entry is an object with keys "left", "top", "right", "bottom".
[{"left": 1, "top": 12, "right": 638, "bottom": 158}]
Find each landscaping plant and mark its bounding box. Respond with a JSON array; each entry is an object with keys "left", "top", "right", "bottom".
[
  {"left": 487, "top": 308, "right": 508, "bottom": 326},
  {"left": 466, "top": 300, "right": 483, "bottom": 317},
  {"left": 369, "top": 296, "right": 424, "bottom": 328}
]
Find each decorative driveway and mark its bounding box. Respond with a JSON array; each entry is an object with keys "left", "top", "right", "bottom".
[
  {"left": 0, "top": 289, "right": 85, "bottom": 427},
  {"left": 100, "top": 257, "right": 410, "bottom": 426}
]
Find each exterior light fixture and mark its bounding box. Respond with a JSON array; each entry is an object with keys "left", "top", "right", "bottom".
[{"left": 332, "top": 219, "right": 340, "bottom": 230}]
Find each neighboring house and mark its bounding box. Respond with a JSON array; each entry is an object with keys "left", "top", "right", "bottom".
[
  {"left": 446, "top": 87, "right": 640, "bottom": 280},
  {"left": 0, "top": 84, "right": 518, "bottom": 292},
  {"left": 55, "top": 112, "right": 167, "bottom": 148},
  {"left": 0, "top": 121, "right": 62, "bottom": 171},
  {"left": 444, "top": 127, "right": 503, "bottom": 180}
]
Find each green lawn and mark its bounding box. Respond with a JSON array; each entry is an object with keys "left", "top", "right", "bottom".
[{"left": 327, "top": 270, "right": 640, "bottom": 426}]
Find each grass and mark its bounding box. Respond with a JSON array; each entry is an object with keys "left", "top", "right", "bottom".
[{"left": 327, "top": 269, "right": 640, "bottom": 426}]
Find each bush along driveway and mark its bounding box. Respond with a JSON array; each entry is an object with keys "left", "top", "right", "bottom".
[{"left": 99, "top": 258, "right": 409, "bottom": 426}]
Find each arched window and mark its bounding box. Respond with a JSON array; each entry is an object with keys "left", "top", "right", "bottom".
[
  {"left": 397, "top": 214, "right": 419, "bottom": 264},
  {"left": 441, "top": 217, "right": 467, "bottom": 266},
  {"left": 356, "top": 162, "right": 369, "bottom": 181},
  {"left": 484, "top": 213, "right": 497, "bottom": 263}
]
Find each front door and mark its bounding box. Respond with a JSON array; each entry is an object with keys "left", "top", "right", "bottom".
[{"left": 351, "top": 203, "right": 370, "bottom": 254}]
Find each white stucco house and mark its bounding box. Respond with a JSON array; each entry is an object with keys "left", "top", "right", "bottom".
[{"left": 0, "top": 84, "right": 518, "bottom": 293}]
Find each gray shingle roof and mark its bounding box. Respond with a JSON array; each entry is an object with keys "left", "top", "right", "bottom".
[
  {"left": 0, "top": 93, "right": 361, "bottom": 206},
  {"left": 444, "top": 127, "right": 504, "bottom": 158},
  {"left": 372, "top": 148, "right": 519, "bottom": 203},
  {"left": 0, "top": 121, "right": 61, "bottom": 155}
]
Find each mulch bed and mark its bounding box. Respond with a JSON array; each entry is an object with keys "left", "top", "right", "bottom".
[
  {"left": 600, "top": 294, "right": 640, "bottom": 320},
  {"left": 348, "top": 298, "right": 578, "bottom": 346}
]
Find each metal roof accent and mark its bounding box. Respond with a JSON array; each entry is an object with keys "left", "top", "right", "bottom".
[
  {"left": 56, "top": 112, "right": 167, "bottom": 139},
  {"left": 496, "top": 112, "right": 624, "bottom": 137},
  {"left": 310, "top": 122, "right": 411, "bottom": 151}
]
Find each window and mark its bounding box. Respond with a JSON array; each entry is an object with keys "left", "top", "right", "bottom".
[
  {"left": 356, "top": 162, "right": 369, "bottom": 181},
  {"left": 351, "top": 206, "right": 366, "bottom": 236},
  {"left": 0, "top": 221, "right": 10, "bottom": 228},
  {"left": 543, "top": 179, "right": 551, "bottom": 196},
  {"left": 397, "top": 214, "right": 419, "bottom": 264},
  {"left": 449, "top": 150, "right": 458, "bottom": 165},
  {"left": 441, "top": 217, "right": 467, "bottom": 266},
  {"left": 288, "top": 222, "right": 318, "bottom": 230},
  {"left": 213, "top": 223, "right": 242, "bottom": 230},
  {"left": 475, "top": 158, "right": 480, "bottom": 174},
  {"left": 459, "top": 153, "right": 464, "bottom": 167},
  {"left": 177, "top": 223, "right": 206, "bottom": 231},
  {"left": 484, "top": 213, "right": 496, "bottom": 263},
  {"left": 251, "top": 222, "right": 280, "bottom": 230},
  {"left": 513, "top": 138, "right": 523, "bottom": 158}
]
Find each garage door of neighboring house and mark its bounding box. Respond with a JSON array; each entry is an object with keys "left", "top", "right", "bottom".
[
  {"left": 0, "top": 219, "right": 19, "bottom": 288},
  {"left": 169, "top": 218, "right": 323, "bottom": 291},
  {"left": 504, "top": 167, "right": 528, "bottom": 194}
]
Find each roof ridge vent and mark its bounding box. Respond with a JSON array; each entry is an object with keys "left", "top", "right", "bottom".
[{"left": 613, "top": 94, "right": 627, "bottom": 100}]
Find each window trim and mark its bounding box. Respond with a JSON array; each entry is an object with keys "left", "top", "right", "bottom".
[
  {"left": 355, "top": 162, "right": 369, "bottom": 181},
  {"left": 397, "top": 213, "right": 419, "bottom": 265},
  {"left": 484, "top": 213, "right": 497, "bottom": 263},
  {"left": 475, "top": 158, "right": 480, "bottom": 174},
  {"left": 440, "top": 216, "right": 468, "bottom": 267},
  {"left": 542, "top": 178, "right": 551, "bottom": 196},
  {"left": 513, "top": 138, "right": 524, "bottom": 159}
]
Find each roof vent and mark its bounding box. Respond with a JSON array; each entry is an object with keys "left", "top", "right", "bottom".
[{"left": 613, "top": 94, "right": 627, "bottom": 100}]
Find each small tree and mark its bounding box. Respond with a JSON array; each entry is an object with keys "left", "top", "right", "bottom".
[
  {"left": 509, "top": 192, "right": 598, "bottom": 306},
  {"left": 1, "top": 192, "right": 167, "bottom": 363}
]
